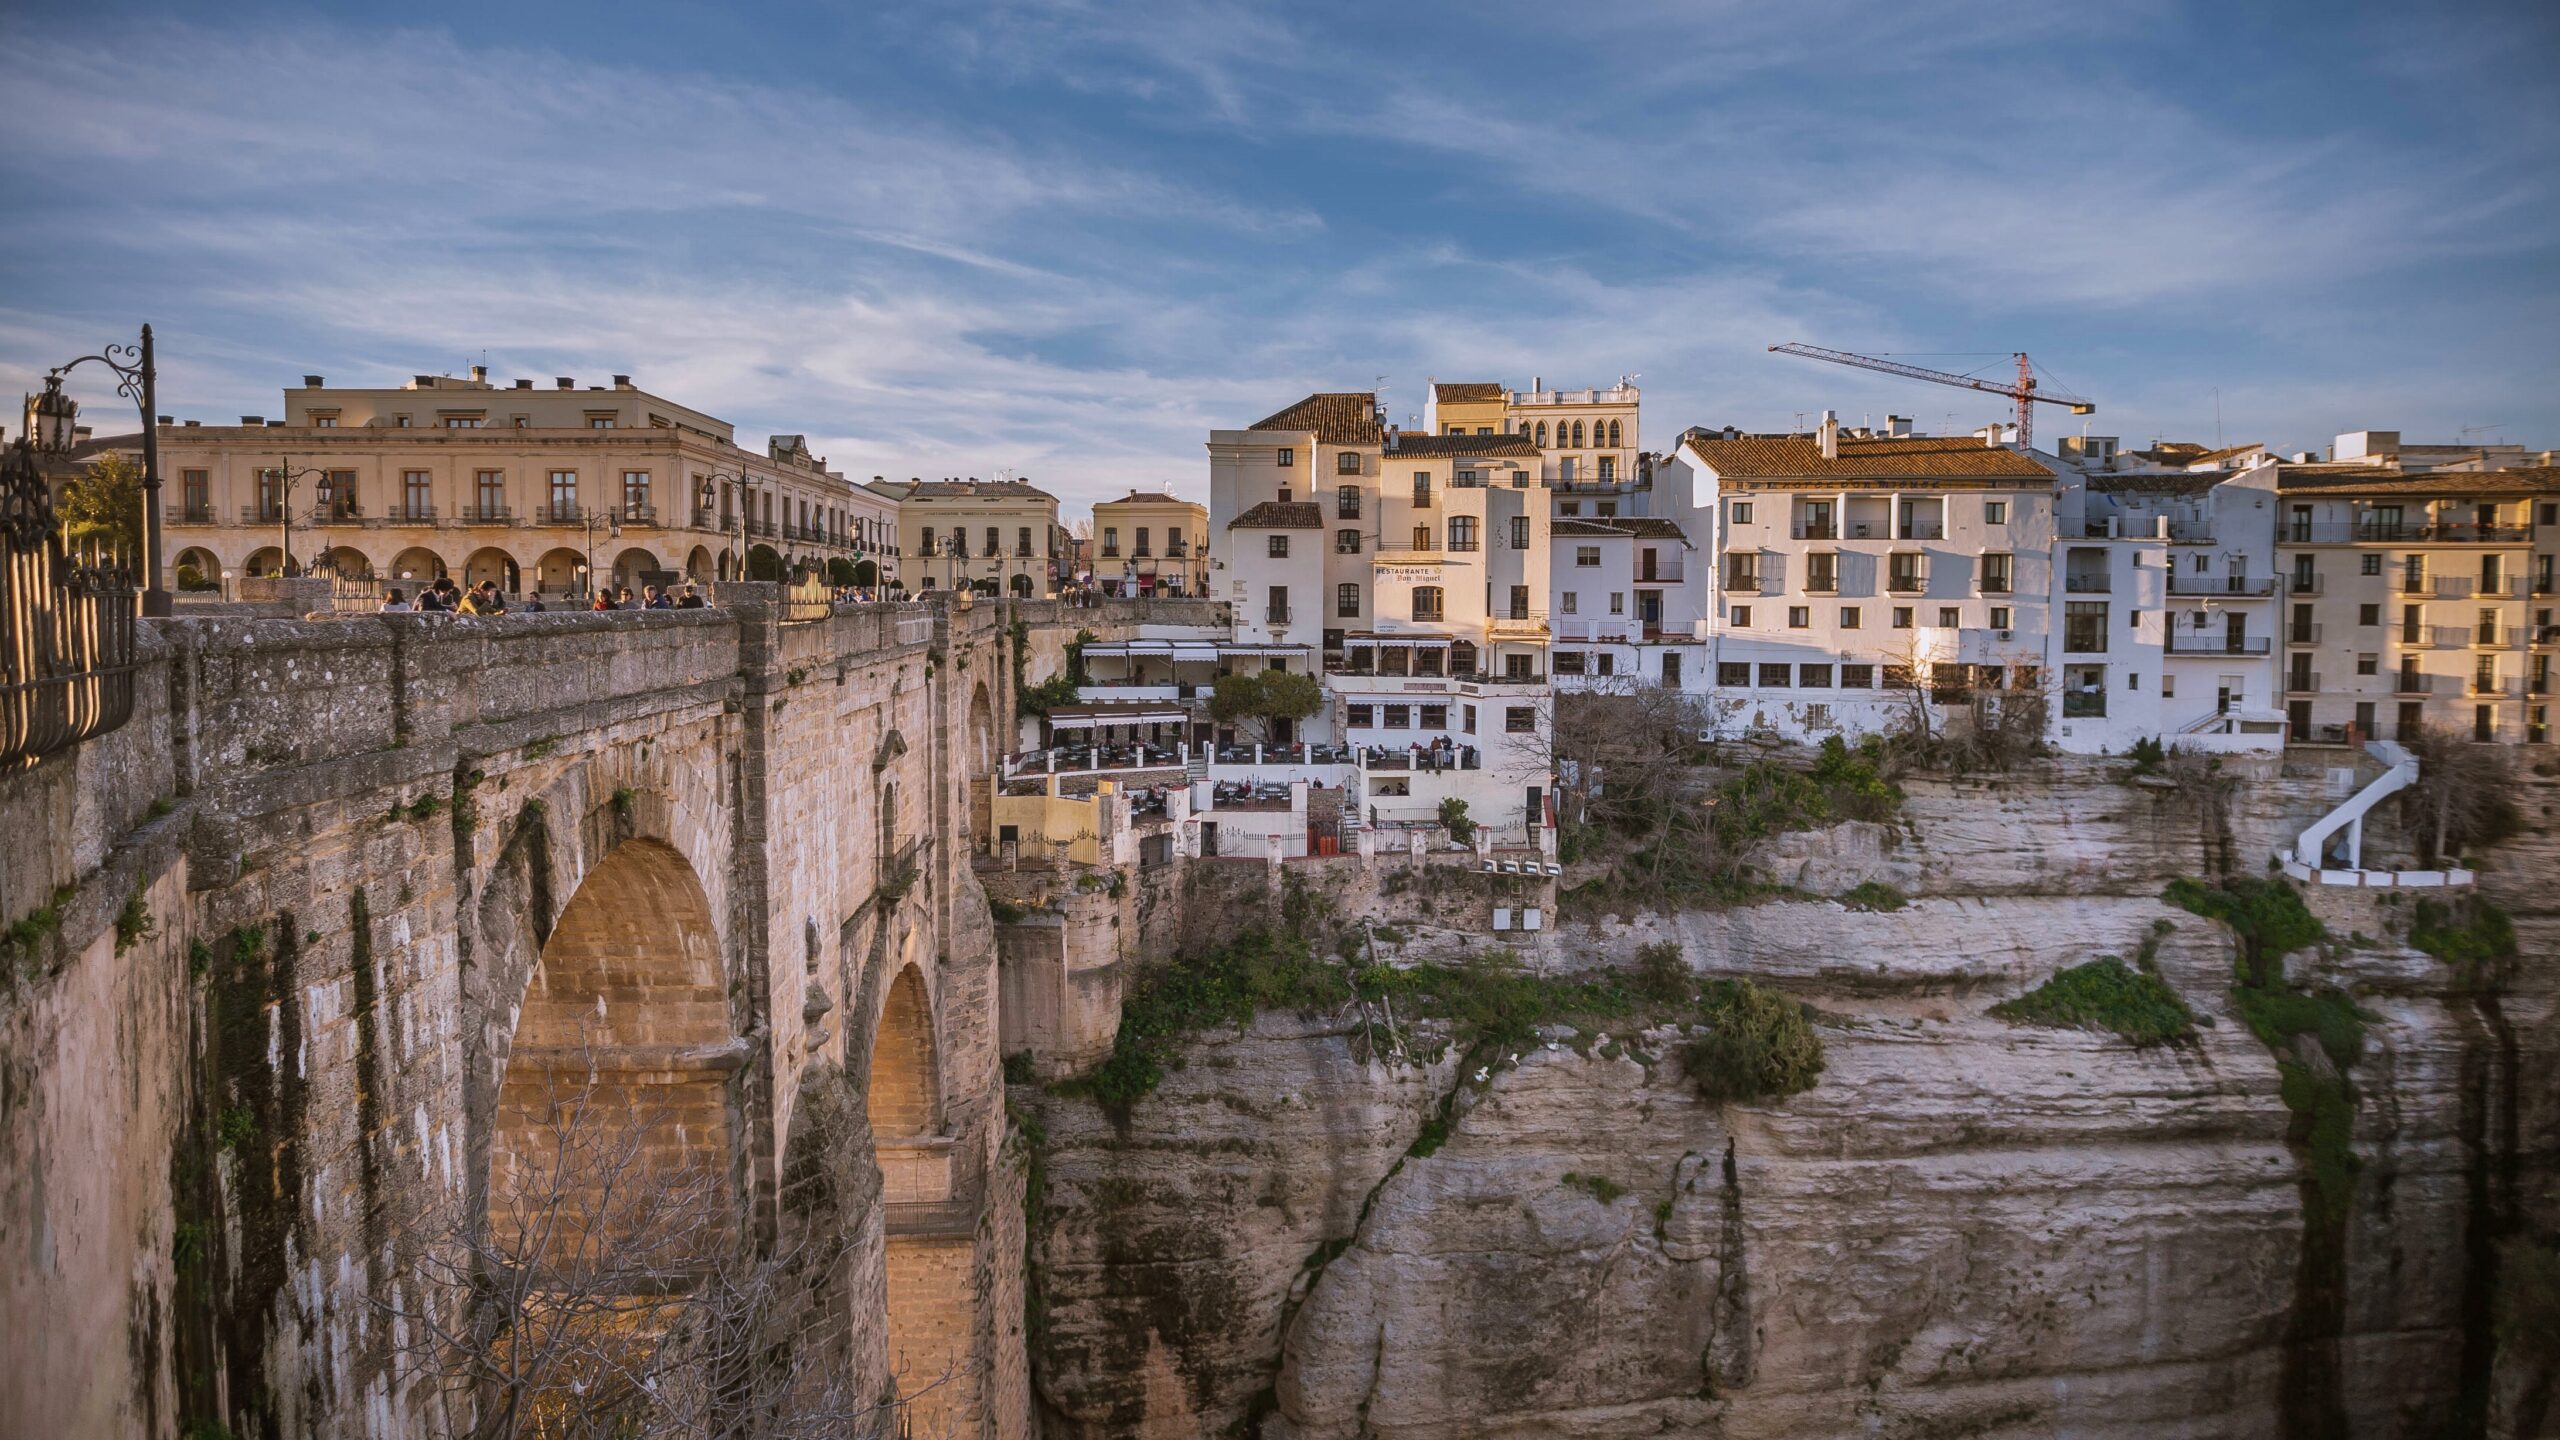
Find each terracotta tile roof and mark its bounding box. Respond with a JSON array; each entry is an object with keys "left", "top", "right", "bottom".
[
  {"left": 2274, "top": 465, "right": 2560, "bottom": 498},
  {"left": 1552, "top": 519, "right": 1624, "bottom": 537},
  {"left": 1552, "top": 516, "right": 1693, "bottom": 542},
  {"left": 1250, "top": 393, "right": 1382, "bottom": 447},
  {"left": 1385, "top": 433, "right": 1539, "bottom": 458},
  {"left": 2089, "top": 474, "right": 2226, "bottom": 496},
  {"left": 1097, "top": 491, "right": 1196, "bottom": 507},
  {"left": 896, "top": 478, "right": 1058, "bottom": 501},
  {"left": 2181, "top": 443, "right": 2265, "bottom": 468},
  {"left": 1686, "top": 433, "right": 2056, "bottom": 484},
  {"left": 1432, "top": 381, "right": 1504, "bottom": 403},
  {"left": 1228, "top": 500, "right": 1323, "bottom": 529}
]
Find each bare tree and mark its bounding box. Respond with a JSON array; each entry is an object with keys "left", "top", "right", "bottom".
[
  {"left": 380, "top": 1043, "right": 950, "bottom": 1439},
  {"left": 2397, "top": 726, "right": 2523, "bottom": 865}
]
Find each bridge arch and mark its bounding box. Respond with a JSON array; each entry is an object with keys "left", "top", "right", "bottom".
[
  {"left": 867, "top": 961, "right": 942, "bottom": 1141},
  {"left": 866, "top": 952, "right": 973, "bottom": 1432}
]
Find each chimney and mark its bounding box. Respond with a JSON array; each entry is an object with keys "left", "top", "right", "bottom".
[
  {"left": 157, "top": 415, "right": 173, "bottom": 425},
  {"left": 241, "top": 415, "right": 264, "bottom": 426},
  {"left": 1886, "top": 414, "right": 1912, "bottom": 437},
  {"left": 303, "top": 374, "right": 324, "bottom": 388},
  {"left": 1533, "top": 375, "right": 1543, "bottom": 393},
  {"left": 612, "top": 374, "right": 632, "bottom": 388},
  {"left": 514, "top": 378, "right": 533, "bottom": 389},
  {"left": 470, "top": 364, "right": 487, "bottom": 383},
  {"left": 1818, "top": 410, "right": 1839, "bottom": 460},
  {"left": 556, "top": 377, "right": 575, "bottom": 390},
  {"left": 414, "top": 374, "right": 435, "bottom": 386}
]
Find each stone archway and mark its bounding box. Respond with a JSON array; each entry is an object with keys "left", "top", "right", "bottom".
[
  {"left": 533, "top": 546, "right": 584, "bottom": 599},
  {"left": 388, "top": 546, "right": 446, "bottom": 584},
  {"left": 966, "top": 682, "right": 997, "bottom": 782},
  {"left": 869, "top": 958, "right": 970, "bottom": 1432},
  {"left": 485, "top": 837, "right": 739, "bottom": 1415},
  {"left": 463, "top": 546, "right": 518, "bottom": 593}
]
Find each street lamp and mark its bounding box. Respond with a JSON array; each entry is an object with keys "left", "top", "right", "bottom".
[
  {"left": 31, "top": 325, "right": 167, "bottom": 616},
  {"left": 255, "top": 456, "right": 334, "bottom": 577},
  {"left": 580, "top": 510, "right": 622, "bottom": 596},
  {"left": 697, "top": 465, "right": 755, "bottom": 581}
]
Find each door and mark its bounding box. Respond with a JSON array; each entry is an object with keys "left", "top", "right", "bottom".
[
  {"left": 2288, "top": 700, "right": 2312, "bottom": 742},
  {"left": 2226, "top": 612, "right": 2246, "bottom": 652},
  {"left": 2398, "top": 702, "right": 2422, "bottom": 740},
  {"left": 2354, "top": 701, "right": 2376, "bottom": 739},
  {"left": 1525, "top": 785, "right": 1544, "bottom": 831},
  {"left": 1662, "top": 652, "right": 1683, "bottom": 687}
]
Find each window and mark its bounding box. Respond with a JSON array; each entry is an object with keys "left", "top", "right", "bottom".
[
  {"left": 1596, "top": 652, "right": 1616, "bottom": 676},
  {"left": 1337, "top": 583, "right": 1360, "bottom": 617},
  {"left": 2360, "top": 603, "right": 2380, "bottom": 625},
  {"left": 548, "top": 470, "right": 578, "bottom": 519},
  {"left": 1347, "top": 704, "right": 1373, "bottom": 726},
  {"left": 1412, "top": 585, "right": 1444, "bottom": 622},
  {"left": 1759, "top": 663, "right": 1792, "bottom": 687},
  {"left": 1102, "top": 526, "right": 1120, "bottom": 557},
  {"left": 444, "top": 416, "right": 482, "bottom": 429},
  {"left": 622, "top": 470, "right": 651, "bottom": 518},
  {"left": 393, "top": 415, "right": 412, "bottom": 428},
  {"left": 1788, "top": 606, "right": 1809, "bottom": 628},
  {"left": 1560, "top": 592, "right": 1578, "bottom": 615},
  {"left": 1989, "top": 606, "right": 2011, "bottom": 629},
  {"left": 1805, "top": 552, "right": 1838, "bottom": 593},
  {"left": 1718, "top": 661, "right": 1751, "bottom": 686},
  {"left": 1608, "top": 592, "right": 1624, "bottom": 615},
  {"left": 2361, "top": 554, "right": 2381, "bottom": 576},
  {"left": 1597, "top": 501, "right": 1617, "bottom": 517},
  {"left": 588, "top": 416, "right": 615, "bottom": 429},
  {"left": 920, "top": 525, "right": 936, "bottom": 556},
  {"left": 1412, "top": 524, "right": 1432, "bottom": 551},
  {"left": 1383, "top": 704, "right": 1411, "bottom": 729},
  {"left": 1980, "top": 553, "right": 2013, "bottom": 593},
  {"left": 1336, "top": 529, "right": 1361, "bottom": 554},
  {"left": 1448, "top": 516, "right": 1478, "bottom": 551},
  {"left": 1421, "top": 704, "right": 1449, "bottom": 728},
  {"left": 1337, "top": 451, "right": 1360, "bottom": 474},
  {"left": 1278, "top": 448, "right": 1295, "bottom": 467},
  {"left": 1598, "top": 456, "right": 1616, "bottom": 481},
  {"left": 1892, "top": 606, "right": 1913, "bottom": 628},
  {"left": 1662, "top": 653, "right": 1682, "bottom": 687},
  {"left": 1731, "top": 502, "right": 1753, "bottom": 525},
  {"left": 1576, "top": 545, "right": 1601, "bottom": 567},
  {"left": 1337, "top": 484, "right": 1359, "bottom": 519},
  {"left": 1510, "top": 515, "right": 1530, "bottom": 549},
  {"left": 1840, "top": 606, "right": 1860, "bottom": 629},
  {"left": 311, "top": 415, "right": 337, "bottom": 428},
  {"left": 1463, "top": 704, "right": 1476, "bottom": 732},
  {"left": 1732, "top": 605, "right": 1752, "bottom": 627},
  {"left": 1412, "top": 472, "right": 1432, "bottom": 507},
  {"left": 1505, "top": 706, "right": 1536, "bottom": 733},
  {"left": 1267, "top": 585, "right": 1289, "bottom": 622},
  {"left": 1841, "top": 664, "right": 1876, "bottom": 688},
  {"left": 1939, "top": 607, "right": 1960, "bottom": 627},
  {"left": 1984, "top": 500, "right": 2008, "bottom": 524},
  {"left": 1505, "top": 653, "right": 1534, "bottom": 679},
  {"left": 1800, "top": 663, "right": 1833, "bottom": 687},
  {"left": 2358, "top": 654, "right": 2379, "bottom": 676},
  {"left": 1268, "top": 534, "right": 1290, "bottom": 558},
  {"left": 321, "top": 470, "right": 358, "bottom": 518},
  {"left": 1555, "top": 651, "right": 1587, "bottom": 675},
  {"left": 985, "top": 526, "right": 1000, "bottom": 556}
]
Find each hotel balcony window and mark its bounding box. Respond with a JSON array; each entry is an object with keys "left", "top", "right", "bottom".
[
  {"left": 1412, "top": 585, "right": 1444, "bottom": 622},
  {"left": 1337, "top": 485, "right": 1359, "bottom": 519},
  {"left": 1805, "top": 552, "right": 1837, "bottom": 593},
  {"left": 1796, "top": 502, "right": 1835, "bottom": 540},
  {"left": 548, "top": 471, "right": 579, "bottom": 521},
  {"left": 403, "top": 470, "right": 432, "bottom": 520},
  {"left": 1724, "top": 558, "right": 1761, "bottom": 593},
  {"left": 1448, "top": 516, "right": 1479, "bottom": 552},
  {"left": 1598, "top": 456, "right": 1616, "bottom": 481},
  {"left": 1980, "top": 553, "right": 2013, "bottom": 594},
  {"left": 622, "top": 471, "right": 652, "bottom": 520},
  {"left": 1887, "top": 554, "right": 1925, "bottom": 592},
  {"left": 1336, "top": 529, "right": 1360, "bottom": 554},
  {"left": 319, "top": 471, "right": 359, "bottom": 520},
  {"left": 474, "top": 471, "right": 507, "bottom": 520},
  {"left": 2064, "top": 600, "right": 2110, "bottom": 654},
  {"left": 984, "top": 526, "right": 999, "bottom": 556},
  {"left": 1101, "top": 527, "right": 1119, "bottom": 558},
  {"left": 181, "top": 469, "right": 210, "bottom": 521}
]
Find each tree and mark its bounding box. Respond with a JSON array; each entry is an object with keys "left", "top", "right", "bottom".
[
  {"left": 378, "top": 1049, "right": 950, "bottom": 1439},
  {"left": 57, "top": 449, "right": 144, "bottom": 556},
  {"left": 1208, "top": 670, "right": 1321, "bottom": 741},
  {"left": 852, "top": 559, "right": 878, "bottom": 587},
  {"left": 2398, "top": 726, "right": 2523, "bottom": 865},
  {"left": 825, "top": 557, "right": 858, "bottom": 587}
]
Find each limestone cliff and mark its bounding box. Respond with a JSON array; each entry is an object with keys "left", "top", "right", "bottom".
[{"left": 1019, "top": 760, "right": 2560, "bottom": 1439}]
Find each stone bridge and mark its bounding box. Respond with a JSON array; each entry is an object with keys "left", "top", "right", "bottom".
[{"left": 1, "top": 589, "right": 1034, "bottom": 1438}]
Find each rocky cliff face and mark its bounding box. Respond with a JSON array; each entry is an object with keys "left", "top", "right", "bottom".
[{"left": 1019, "top": 760, "right": 2560, "bottom": 1439}]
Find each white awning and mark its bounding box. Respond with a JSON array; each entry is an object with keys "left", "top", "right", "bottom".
[{"left": 1044, "top": 703, "right": 1188, "bottom": 731}]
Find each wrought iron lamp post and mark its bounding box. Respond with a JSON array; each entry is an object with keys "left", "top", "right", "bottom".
[
  {"left": 697, "top": 466, "right": 755, "bottom": 581},
  {"left": 30, "top": 325, "right": 167, "bottom": 616},
  {"left": 254, "top": 457, "right": 333, "bottom": 577}
]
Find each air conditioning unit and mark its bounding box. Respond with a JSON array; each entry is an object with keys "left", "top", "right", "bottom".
[{"left": 1997, "top": 629, "right": 2014, "bottom": 641}]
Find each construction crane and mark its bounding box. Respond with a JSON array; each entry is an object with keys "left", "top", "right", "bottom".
[{"left": 1768, "top": 343, "right": 2095, "bottom": 452}]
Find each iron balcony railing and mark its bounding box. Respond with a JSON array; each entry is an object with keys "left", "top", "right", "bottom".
[
  {"left": 2170, "top": 634, "right": 2273, "bottom": 655},
  {"left": 2286, "top": 522, "right": 2533, "bottom": 544},
  {"left": 2288, "top": 574, "right": 2323, "bottom": 595},
  {"left": 2061, "top": 693, "right": 2107, "bottom": 718},
  {"left": 2168, "top": 575, "right": 2276, "bottom": 596},
  {"left": 166, "top": 503, "right": 214, "bottom": 525},
  {"left": 1898, "top": 524, "right": 1945, "bottom": 540},
  {"left": 1724, "top": 572, "right": 1763, "bottom": 593},
  {"left": 2063, "top": 574, "right": 2112, "bottom": 593},
  {"left": 2289, "top": 623, "right": 2322, "bottom": 645},
  {"left": 2393, "top": 672, "right": 2434, "bottom": 694},
  {"left": 1887, "top": 573, "right": 1927, "bottom": 593},
  {"left": 2285, "top": 671, "right": 2323, "bottom": 694},
  {"left": 1793, "top": 522, "right": 1838, "bottom": 540}
]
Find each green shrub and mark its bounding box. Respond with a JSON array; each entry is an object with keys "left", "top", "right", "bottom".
[
  {"left": 1438, "top": 797, "right": 1476, "bottom": 844},
  {"left": 114, "top": 890, "right": 156, "bottom": 955},
  {"left": 2232, "top": 983, "right": 2367, "bottom": 1071},
  {"left": 1680, "top": 979, "right": 1825, "bottom": 1103},
  {"left": 1633, "top": 941, "right": 1689, "bottom": 1003},
  {"left": 2128, "top": 736, "right": 2167, "bottom": 776},
  {"left": 1001, "top": 1051, "right": 1038, "bottom": 1085},
  {"left": 1809, "top": 734, "right": 1903, "bottom": 821},
  {"left": 1561, "top": 1171, "right": 1626, "bottom": 1204},
  {"left": 2165, "top": 876, "right": 2324, "bottom": 978},
  {"left": 1839, "top": 881, "right": 1907, "bottom": 913},
  {"left": 2409, "top": 896, "right": 2516, "bottom": 978},
  {"left": 1991, "top": 956, "right": 2194, "bottom": 1046},
  {"left": 988, "top": 897, "right": 1029, "bottom": 925}
]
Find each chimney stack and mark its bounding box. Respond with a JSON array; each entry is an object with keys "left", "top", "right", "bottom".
[
  {"left": 612, "top": 374, "right": 632, "bottom": 388},
  {"left": 1818, "top": 409, "right": 1840, "bottom": 460},
  {"left": 302, "top": 374, "right": 324, "bottom": 388},
  {"left": 241, "top": 415, "right": 264, "bottom": 426},
  {"left": 470, "top": 364, "right": 487, "bottom": 383},
  {"left": 514, "top": 378, "right": 533, "bottom": 389},
  {"left": 556, "top": 377, "right": 575, "bottom": 390}
]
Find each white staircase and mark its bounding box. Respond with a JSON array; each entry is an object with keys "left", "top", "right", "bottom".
[{"left": 2278, "top": 740, "right": 2473, "bottom": 889}]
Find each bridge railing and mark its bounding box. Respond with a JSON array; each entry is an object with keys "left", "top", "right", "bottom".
[{"left": 3, "top": 442, "right": 140, "bottom": 772}]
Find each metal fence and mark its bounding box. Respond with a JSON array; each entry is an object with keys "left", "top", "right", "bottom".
[{"left": 2, "top": 442, "right": 139, "bottom": 770}]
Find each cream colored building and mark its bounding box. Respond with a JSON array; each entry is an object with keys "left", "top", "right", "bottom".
[
  {"left": 870, "top": 478, "right": 1063, "bottom": 597},
  {"left": 1090, "top": 490, "right": 1208, "bottom": 596},
  {"left": 158, "top": 367, "right": 897, "bottom": 596}
]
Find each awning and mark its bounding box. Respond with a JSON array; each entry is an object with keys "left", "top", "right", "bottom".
[
  {"left": 1081, "top": 639, "right": 1229, "bottom": 663},
  {"left": 1044, "top": 702, "right": 1189, "bottom": 731}
]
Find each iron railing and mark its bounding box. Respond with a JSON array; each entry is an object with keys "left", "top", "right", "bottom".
[{"left": 3, "top": 441, "right": 139, "bottom": 770}]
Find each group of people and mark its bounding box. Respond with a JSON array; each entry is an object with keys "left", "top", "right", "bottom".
[{"left": 378, "top": 579, "right": 706, "bottom": 614}]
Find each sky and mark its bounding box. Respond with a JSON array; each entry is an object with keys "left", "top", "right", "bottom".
[{"left": 2, "top": 0, "right": 2554, "bottom": 519}]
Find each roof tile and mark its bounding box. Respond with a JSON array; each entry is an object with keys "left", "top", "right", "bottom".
[
  {"left": 1250, "top": 393, "right": 1382, "bottom": 447},
  {"left": 1228, "top": 500, "right": 1323, "bottom": 530},
  {"left": 1685, "top": 433, "right": 2055, "bottom": 484}
]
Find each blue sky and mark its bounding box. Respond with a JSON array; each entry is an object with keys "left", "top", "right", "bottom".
[{"left": 4, "top": 0, "right": 2554, "bottom": 517}]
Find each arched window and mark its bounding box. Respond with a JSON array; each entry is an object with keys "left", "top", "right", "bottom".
[
  {"left": 1608, "top": 420, "right": 1621, "bottom": 448},
  {"left": 1572, "top": 420, "right": 1586, "bottom": 448},
  {"left": 1411, "top": 585, "right": 1444, "bottom": 622},
  {"left": 1535, "top": 421, "right": 1548, "bottom": 447}
]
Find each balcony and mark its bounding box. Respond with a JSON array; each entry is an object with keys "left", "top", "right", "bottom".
[
  {"left": 2393, "top": 673, "right": 2435, "bottom": 695},
  {"left": 620, "top": 503, "right": 658, "bottom": 526},
  {"left": 392, "top": 506, "right": 438, "bottom": 524},
  {"left": 2474, "top": 677, "right": 2517, "bottom": 698},
  {"left": 2288, "top": 624, "right": 2322, "bottom": 645},
  {"left": 2062, "top": 692, "right": 2107, "bottom": 718},
  {"left": 238, "top": 505, "right": 284, "bottom": 524},
  {"left": 1264, "top": 606, "right": 1295, "bottom": 624},
  {"left": 460, "top": 504, "right": 513, "bottom": 524},
  {"left": 2288, "top": 574, "right": 2324, "bottom": 595},
  {"left": 2168, "top": 575, "right": 2276, "bottom": 597},
  {"left": 2285, "top": 671, "right": 2323, "bottom": 694},
  {"left": 2168, "top": 634, "right": 2272, "bottom": 656},
  {"left": 1487, "top": 612, "right": 1549, "bottom": 636},
  {"left": 2063, "top": 574, "right": 2112, "bottom": 593},
  {"left": 1803, "top": 575, "right": 1838, "bottom": 594},
  {"left": 1723, "top": 572, "right": 1763, "bottom": 594},
  {"left": 2286, "top": 522, "right": 2533, "bottom": 544},
  {"left": 1886, "top": 573, "right": 1927, "bottom": 594},
  {"left": 1634, "top": 563, "right": 1684, "bottom": 584},
  {"left": 541, "top": 504, "right": 583, "bottom": 525},
  {"left": 1793, "top": 523, "right": 1838, "bottom": 540},
  {"left": 2474, "top": 626, "right": 2515, "bottom": 648},
  {"left": 1897, "top": 524, "right": 1945, "bottom": 540},
  {"left": 166, "top": 504, "right": 215, "bottom": 525}
]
